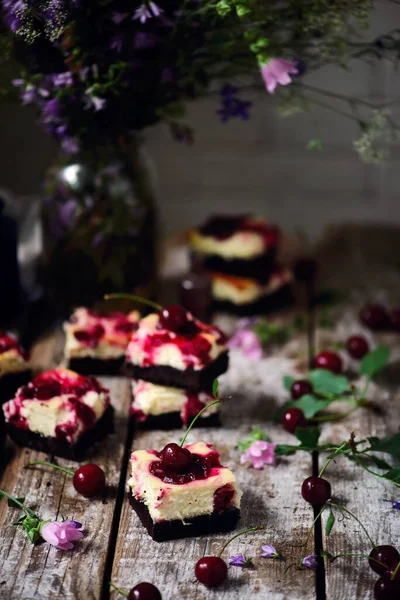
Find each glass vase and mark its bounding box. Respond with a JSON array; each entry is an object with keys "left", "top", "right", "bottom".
[{"left": 41, "top": 140, "right": 157, "bottom": 315}]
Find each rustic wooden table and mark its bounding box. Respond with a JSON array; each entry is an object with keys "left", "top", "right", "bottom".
[{"left": 1, "top": 228, "right": 399, "bottom": 600}]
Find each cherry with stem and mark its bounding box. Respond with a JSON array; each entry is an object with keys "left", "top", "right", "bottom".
[{"left": 25, "top": 461, "right": 106, "bottom": 498}]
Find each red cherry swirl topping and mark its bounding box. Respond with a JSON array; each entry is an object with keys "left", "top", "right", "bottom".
[{"left": 150, "top": 446, "right": 221, "bottom": 485}]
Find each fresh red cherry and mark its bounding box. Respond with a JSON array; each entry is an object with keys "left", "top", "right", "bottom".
[
  {"left": 282, "top": 407, "right": 307, "bottom": 434},
  {"left": 160, "top": 443, "right": 192, "bottom": 472},
  {"left": 390, "top": 309, "right": 400, "bottom": 332},
  {"left": 369, "top": 546, "right": 400, "bottom": 576},
  {"left": 291, "top": 380, "right": 313, "bottom": 400},
  {"left": 195, "top": 556, "right": 228, "bottom": 587},
  {"left": 128, "top": 582, "right": 162, "bottom": 600},
  {"left": 313, "top": 350, "right": 343, "bottom": 374},
  {"left": 346, "top": 335, "right": 369, "bottom": 360},
  {"left": 72, "top": 464, "right": 106, "bottom": 498},
  {"left": 385, "top": 563, "right": 400, "bottom": 581},
  {"left": 360, "top": 304, "right": 390, "bottom": 330},
  {"left": 301, "top": 476, "right": 332, "bottom": 506},
  {"left": 293, "top": 257, "right": 318, "bottom": 285},
  {"left": 374, "top": 577, "right": 400, "bottom": 600},
  {"left": 159, "top": 304, "right": 188, "bottom": 331}
]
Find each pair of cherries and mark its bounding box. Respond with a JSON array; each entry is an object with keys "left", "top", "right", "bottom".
[
  {"left": 361, "top": 304, "right": 400, "bottom": 332},
  {"left": 369, "top": 546, "right": 400, "bottom": 599}
]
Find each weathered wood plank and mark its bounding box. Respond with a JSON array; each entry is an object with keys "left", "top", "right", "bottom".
[
  {"left": 315, "top": 284, "right": 400, "bottom": 600},
  {"left": 0, "top": 377, "right": 131, "bottom": 600},
  {"left": 111, "top": 339, "right": 318, "bottom": 600}
]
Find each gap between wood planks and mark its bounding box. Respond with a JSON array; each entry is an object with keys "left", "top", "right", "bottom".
[{"left": 100, "top": 416, "right": 135, "bottom": 600}]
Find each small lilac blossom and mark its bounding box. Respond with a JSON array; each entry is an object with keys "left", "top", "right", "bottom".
[
  {"left": 85, "top": 95, "right": 107, "bottom": 112},
  {"left": 383, "top": 499, "right": 400, "bottom": 510},
  {"left": 260, "top": 543, "right": 279, "bottom": 559},
  {"left": 61, "top": 137, "right": 79, "bottom": 155},
  {"left": 228, "top": 329, "right": 263, "bottom": 359},
  {"left": 149, "top": 2, "right": 162, "bottom": 17},
  {"left": 112, "top": 12, "right": 127, "bottom": 24},
  {"left": 21, "top": 85, "right": 36, "bottom": 105},
  {"left": 260, "top": 58, "right": 299, "bottom": 94},
  {"left": 240, "top": 440, "right": 277, "bottom": 469},
  {"left": 302, "top": 555, "right": 318, "bottom": 570},
  {"left": 229, "top": 555, "right": 246, "bottom": 566},
  {"left": 40, "top": 520, "right": 84, "bottom": 550},
  {"left": 52, "top": 72, "right": 73, "bottom": 87},
  {"left": 133, "top": 4, "right": 151, "bottom": 23},
  {"left": 12, "top": 78, "right": 25, "bottom": 87},
  {"left": 110, "top": 34, "right": 124, "bottom": 53}
]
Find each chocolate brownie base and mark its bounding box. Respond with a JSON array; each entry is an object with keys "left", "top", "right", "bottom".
[
  {"left": 129, "top": 494, "right": 240, "bottom": 542},
  {"left": 196, "top": 249, "right": 277, "bottom": 281},
  {"left": 68, "top": 356, "right": 124, "bottom": 376},
  {"left": 134, "top": 411, "right": 221, "bottom": 431},
  {"left": 6, "top": 405, "right": 115, "bottom": 460},
  {"left": 124, "top": 352, "right": 229, "bottom": 391},
  {"left": 0, "top": 370, "right": 31, "bottom": 404},
  {"left": 213, "top": 284, "right": 293, "bottom": 316}
]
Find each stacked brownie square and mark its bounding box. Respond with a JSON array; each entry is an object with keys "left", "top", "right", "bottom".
[
  {"left": 189, "top": 214, "right": 293, "bottom": 315},
  {"left": 125, "top": 305, "right": 229, "bottom": 429}
]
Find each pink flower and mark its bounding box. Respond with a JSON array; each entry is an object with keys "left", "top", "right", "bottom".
[
  {"left": 260, "top": 58, "right": 299, "bottom": 94},
  {"left": 228, "top": 329, "right": 263, "bottom": 359},
  {"left": 40, "top": 520, "right": 84, "bottom": 550},
  {"left": 240, "top": 440, "right": 276, "bottom": 469}
]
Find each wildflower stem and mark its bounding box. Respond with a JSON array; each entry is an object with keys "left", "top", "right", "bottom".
[
  {"left": 0, "top": 488, "right": 37, "bottom": 517},
  {"left": 329, "top": 503, "right": 376, "bottom": 548},
  {"left": 109, "top": 582, "right": 129, "bottom": 597},
  {"left": 217, "top": 526, "right": 262, "bottom": 558}
]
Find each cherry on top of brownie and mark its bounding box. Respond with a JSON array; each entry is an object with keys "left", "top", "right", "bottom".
[
  {"left": 196, "top": 215, "right": 280, "bottom": 247},
  {"left": 65, "top": 307, "right": 140, "bottom": 349},
  {"left": 126, "top": 305, "right": 227, "bottom": 370}
]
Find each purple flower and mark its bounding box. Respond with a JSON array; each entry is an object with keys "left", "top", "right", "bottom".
[
  {"left": 228, "top": 329, "right": 263, "bottom": 359},
  {"left": 134, "top": 32, "right": 159, "bottom": 49},
  {"left": 240, "top": 440, "right": 277, "bottom": 469},
  {"left": 112, "top": 11, "right": 127, "bottom": 24},
  {"left": 40, "top": 519, "right": 84, "bottom": 551},
  {"left": 229, "top": 555, "right": 246, "bottom": 566},
  {"left": 217, "top": 85, "right": 252, "bottom": 122},
  {"left": 61, "top": 137, "right": 79, "bottom": 155},
  {"left": 133, "top": 2, "right": 162, "bottom": 23},
  {"left": 42, "top": 97, "right": 60, "bottom": 122},
  {"left": 21, "top": 85, "right": 36, "bottom": 105},
  {"left": 3, "top": 0, "right": 26, "bottom": 32},
  {"left": 58, "top": 199, "right": 78, "bottom": 228},
  {"left": 260, "top": 543, "right": 280, "bottom": 559},
  {"left": 302, "top": 555, "right": 318, "bottom": 570},
  {"left": 85, "top": 95, "right": 107, "bottom": 112},
  {"left": 92, "top": 233, "right": 104, "bottom": 248},
  {"left": 383, "top": 499, "right": 400, "bottom": 510},
  {"left": 260, "top": 58, "right": 299, "bottom": 94},
  {"left": 12, "top": 78, "right": 25, "bottom": 87},
  {"left": 52, "top": 72, "right": 73, "bottom": 88},
  {"left": 110, "top": 34, "right": 124, "bottom": 53}
]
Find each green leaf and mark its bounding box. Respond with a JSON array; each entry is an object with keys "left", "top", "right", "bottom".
[
  {"left": 360, "top": 345, "right": 389, "bottom": 377},
  {"left": 295, "top": 427, "right": 321, "bottom": 448},
  {"left": 275, "top": 445, "right": 297, "bottom": 456},
  {"left": 212, "top": 379, "right": 219, "bottom": 398},
  {"left": 7, "top": 496, "right": 25, "bottom": 509},
  {"left": 325, "top": 511, "right": 335, "bottom": 537},
  {"left": 310, "top": 369, "right": 351, "bottom": 396},
  {"left": 367, "top": 433, "right": 400, "bottom": 457},
  {"left": 27, "top": 527, "right": 42, "bottom": 545},
  {"left": 237, "top": 426, "right": 270, "bottom": 452},
  {"left": 291, "top": 394, "right": 333, "bottom": 419},
  {"left": 361, "top": 454, "right": 393, "bottom": 471},
  {"left": 283, "top": 376, "right": 295, "bottom": 391},
  {"left": 382, "top": 468, "right": 400, "bottom": 486},
  {"left": 292, "top": 315, "right": 306, "bottom": 331}
]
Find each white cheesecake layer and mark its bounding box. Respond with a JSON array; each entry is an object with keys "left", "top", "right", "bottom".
[
  {"left": 128, "top": 442, "right": 242, "bottom": 522},
  {"left": 132, "top": 380, "right": 217, "bottom": 418},
  {"left": 212, "top": 269, "right": 292, "bottom": 305},
  {"left": 126, "top": 313, "right": 227, "bottom": 372},
  {"left": 190, "top": 229, "right": 265, "bottom": 259},
  {"left": 0, "top": 349, "right": 28, "bottom": 377}
]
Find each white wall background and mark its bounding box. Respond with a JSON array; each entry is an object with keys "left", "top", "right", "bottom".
[{"left": 1, "top": 0, "right": 399, "bottom": 241}]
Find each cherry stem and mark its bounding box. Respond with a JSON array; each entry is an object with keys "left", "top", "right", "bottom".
[
  {"left": 0, "top": 488, "right": 37, "bottom": 517},
  {"left": 217, "top": 526, "right": 263, "bottom": 558},
  {"left": 327, "top": 552, "right": 388, "bottom": 569},
  {"left": 25, "top": 461, "right": 74, "bottom": 477},
  {"left": 179, "top": 398, "right": 222, "bottom": 448},
  {"left": 104, "top": 293, "right": 162, "bottom": 311},
  {"left": 329, "top": 503, "right": 376, "bottom": 548},
  {"left": 391, "top": 560, "right": 400, "bottom": 581},
  {"left": 319, "top": 442, "right": 348, "bottom": 477},
  {"left": 109, "top": 582, "right": 128, "bottom": 597}
]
